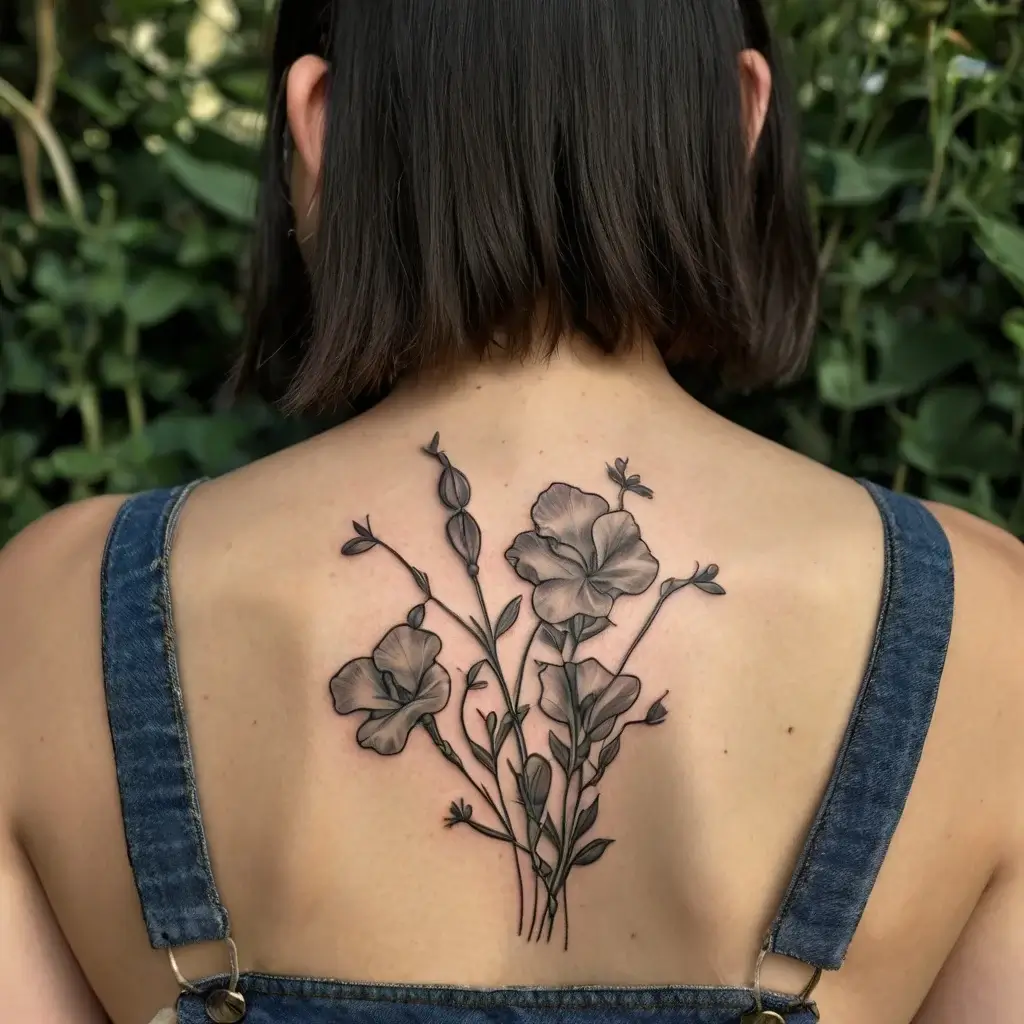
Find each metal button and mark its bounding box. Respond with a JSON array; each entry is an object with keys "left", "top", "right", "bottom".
[{"left": 205, "top": 988, "right": 246, "bottom": 1023}]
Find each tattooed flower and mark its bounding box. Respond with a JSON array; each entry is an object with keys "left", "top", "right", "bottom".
[
  {"left": 505, "top": 484, "right": 659, "bottom": 624},
  {"left": 330, "top": 625, "right": 451, "bottom": 755},
  {"left": 538, "top": 659, "right": 641, "bottom": 741}
]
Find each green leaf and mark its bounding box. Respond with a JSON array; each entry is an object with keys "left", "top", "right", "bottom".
[
  {"left": 808, "top": 141, "right": 928, "bottom": 205},
  {"left": 2, "top": 340, "right": 50, "bottom": 393},
  {"left": 163, "top": 145, "right": 258, "bottom": 223},
  {"left": 846, "top": 242, "right": 897, "bottom": 289},
  {"left": 1003, "top": 309, "right": 1024, "bottom": 352},
  {"left": 973, "top": 216, "right": 1024, "bottom": 295},
  {"left": 123, "top": 270, "right": 197, "bottom": 326},
  {"left": 41, "top": 447, "right": 111, "bottom": 483}
]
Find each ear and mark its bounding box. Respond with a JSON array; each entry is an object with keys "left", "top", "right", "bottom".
[
  {"left": 285, "top": 54, "right": 329, "bottom": 210},
  {"left": 739, "top": 49, "right": 772, "bottom": 156}
]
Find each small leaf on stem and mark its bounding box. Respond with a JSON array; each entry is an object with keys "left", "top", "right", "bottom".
[
  {"left": 598, "top": 735, "right": 621, "bottom": 769},
  {"left": 541, "top": 813, "right": 560, "bottom": 847},
  {"left": 645, "top": 698, "right": 669, "bottom": 725},
  {"left": 352, "top": 520, "right": 373, "bottom": 539},
  {"left": 423, "top": 432, "right": 441, "bottom": 455},
  {"left": 410, "top": 566, "right": 431, "bottom": 595},
  {"left": 342, "top": 537, "right": 377, "bottom": 556},
  {"left": 615, "top": 457, "right": 628, "bottom": 475},
  {"left": 406, "top": 604, "right": 426, "bottom": 629},
  {"left": 494, "top": 595, "right": 522, "bottom": 638},
  {"left": 469, "top": 740, "right": 496, "bottom": 774},
  {"left": 572, "top": 837, "right": 614, "bottom": 867},
  {"left": 548, "top": 731, "right": 571, "bottom": 774},
  {"left": 695, "top": 581, "right": 726, "bottom": 596},
  {"left": 540, "top": 625, "right": 567, "bottom": 650},
  {"left": 466, "top": 660, "right": 488, "bottom": 688},
  {"left": 572, "top": 795, "right": 600, "bottom": 845},
  {"left": 629, "top": 483, "right": 655, "bottom": 499},
  {"left": 486, "top": 710, "right": 498, "bottom": 739}
]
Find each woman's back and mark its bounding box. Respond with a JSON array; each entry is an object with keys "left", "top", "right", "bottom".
[{"left": 3, "top": 350, "right": 1023, "bottom": 1022}]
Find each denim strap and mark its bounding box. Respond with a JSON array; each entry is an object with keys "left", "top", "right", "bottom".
[
  {"left": 768, "top": 482, "right": 954, "bottom": 971},
  {"left": 100, "top": 483, "right": 229, "bottom": 949}
]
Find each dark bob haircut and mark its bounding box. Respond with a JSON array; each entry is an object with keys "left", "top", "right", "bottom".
[{"left": 237, "top": 0, "right": 819, "bottom": 413}]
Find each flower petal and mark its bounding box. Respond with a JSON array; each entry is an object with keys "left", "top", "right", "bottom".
[
  {"left": 330, "top": 658, "right": 398, "bottom": 714},
  {"left": 356, "top": 701, "right": 430, "bottom": 755},
  {"left": 372, "top": 625, "right": 442, "bottom": 694},
  {"left": 414, "top": 662, "right": 452, "bottom": 712},
  {"left": 575, "top": 658, "right": 641, "bottom": 735},
  {"left": 532, "top": 576, "right": 613, "bottom": 625},
  {"left": 537, "top": 662, "right": 574, "bottom": 724},
  {"left": 590, "top": 511, "right": 660, "bottom": 597},
  {"left": 531, "top": 484, "right": 609, "bottom": 568},
  {"left": 506, "top": 531, "right": 581, "bottom": 585}
]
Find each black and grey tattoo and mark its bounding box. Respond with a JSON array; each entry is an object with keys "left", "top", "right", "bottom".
[{"left": 331, "top": 436, "right": 726, "bottom": 948}]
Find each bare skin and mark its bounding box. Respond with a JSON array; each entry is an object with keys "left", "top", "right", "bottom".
[{"left": 1, "top": 339, "right": 1023, "bottom": 1023}]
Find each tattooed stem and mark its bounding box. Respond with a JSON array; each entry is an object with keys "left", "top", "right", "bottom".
[
  {"left": 614, "top": 581, "right": 692, "bottom": 676},
  {"left": 458, "top": 819, "right": 535, "bottom": 855},
  {"left": 513, "top": 621, "right": 542, "bottom": 709},
  {"left": 459, "top": 683, "right": 525, "bottom": 935},
  {"left": 422, "top": 716, "right": 505, "bottom": 826}
]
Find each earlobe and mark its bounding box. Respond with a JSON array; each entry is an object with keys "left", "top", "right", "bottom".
[
  {"left": 285, "top": 54, "right": 329, "bottom": 184},
  {"left": 739, "top": 50, "right": 773, "bottom": 156}
]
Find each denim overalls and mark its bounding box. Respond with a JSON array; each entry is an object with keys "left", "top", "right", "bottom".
[{"left": 100, "top": 480, "right": 953, "bottom": 1023}]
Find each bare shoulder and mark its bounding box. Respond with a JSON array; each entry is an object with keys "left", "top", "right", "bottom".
[
  {"left": 0, "top": 497, "right": 126, "bottom": 804},
  {"left": 923, "top": 501, "right": 1024, "bottom": 827}
]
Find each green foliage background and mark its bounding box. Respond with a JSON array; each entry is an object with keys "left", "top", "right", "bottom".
[{"left": 1, "top": 0, "right": 1022, "bottom": 546}]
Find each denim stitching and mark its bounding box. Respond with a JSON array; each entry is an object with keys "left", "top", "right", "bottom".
[{"left": 767, "top": 480, "right": 895, "bottom": 951}]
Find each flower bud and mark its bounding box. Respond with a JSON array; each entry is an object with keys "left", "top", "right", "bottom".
[
  {"left": 438, "top": 465, "right": 472, "bottom": 510},
  {"left": 446, "top": 510, "right": 482, "bottom": 572}
]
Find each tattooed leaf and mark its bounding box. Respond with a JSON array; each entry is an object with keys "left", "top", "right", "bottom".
[
  {"left": 615, "top": 457, "right": 628, "bottom": 475},
  {"left": 698, "top": 564, "right": 719, "bottom": 582},
  {"left": 548, "top": 731, "right": 571, "bottom": 774},
  {"left": 537, "top": 857, "right": 553, "bottom": 879},
  {"left": 466, "top": 660, "right": 488, "bottom": 688},
  {"left": 542, "top": 813, "right": 560, "bottom": 847},
  {"left": 407, "top": 604, "right": 426, "bottom": 629},
  {"left": 539, "top": 624, "right": 566, "bottom": 650},
  {"left": 606, "top": 464, "right": 624, "bottom": 486},
  {"left": 626, "top": 474, "right": 641, "bottom": 486},
  {"left": 423, "top": 432, "right": 441, "bottom": 455},
  {"left": 468, "top": 615, "right": 490, "bottom": 646},
  {"left": 352, "top": 519, "right": 373, "bottom": 539},
  {"left": 486, "top": 710, "right": 498, "bottom": 739},
  {"left": 410, "top": 566, "right": 431, "bottom": 595},
  {"left": 341, "top": 537, "right": 377, "bottom": 556},
  {"left": 598, "top": 734, "right": 621, "bottom": 769},
  {"left": 573, "top": 795, "right": 600, "bottom": 845},
  {"left": 520, "top": 754, "right": 552, "bottom": 820},
  {"left": 629, "top": 483, "right": 655, "bottom": 499},
  {"left": 645, "top": 698, "right": 669, "bottom": 725},
  {"left": 575, "top": 735, "right": 592, "bottom": 771},
  {"left": 572, "top": 837, "right": 614, "bottom": 867},
  {"left": 469, "top": 740, "right": 496, "bottom": 774},
  {"left": 578, "top": 616, "right": 612, "bottom": 642},
  {"left": 516, "top": 705, "right": 530, "bottom": 724},
  {"left": 494, "top": 595, "right": 522, "bottom": 639},
  {"left": 695, "top": 581, "right": 726, "bottom": 596}
]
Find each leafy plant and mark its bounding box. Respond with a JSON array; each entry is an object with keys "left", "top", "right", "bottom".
[{"left": 0, "top": 0, "right": 1022, "bottom": 544}]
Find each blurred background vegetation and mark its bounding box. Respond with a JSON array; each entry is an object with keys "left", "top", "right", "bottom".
[{"left": 0, "top": 0, "right": 1022, "bottom": 545}]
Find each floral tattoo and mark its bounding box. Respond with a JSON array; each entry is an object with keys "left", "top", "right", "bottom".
[{"left": 331, "top": 435, "right": 726, "bottom": 948}]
